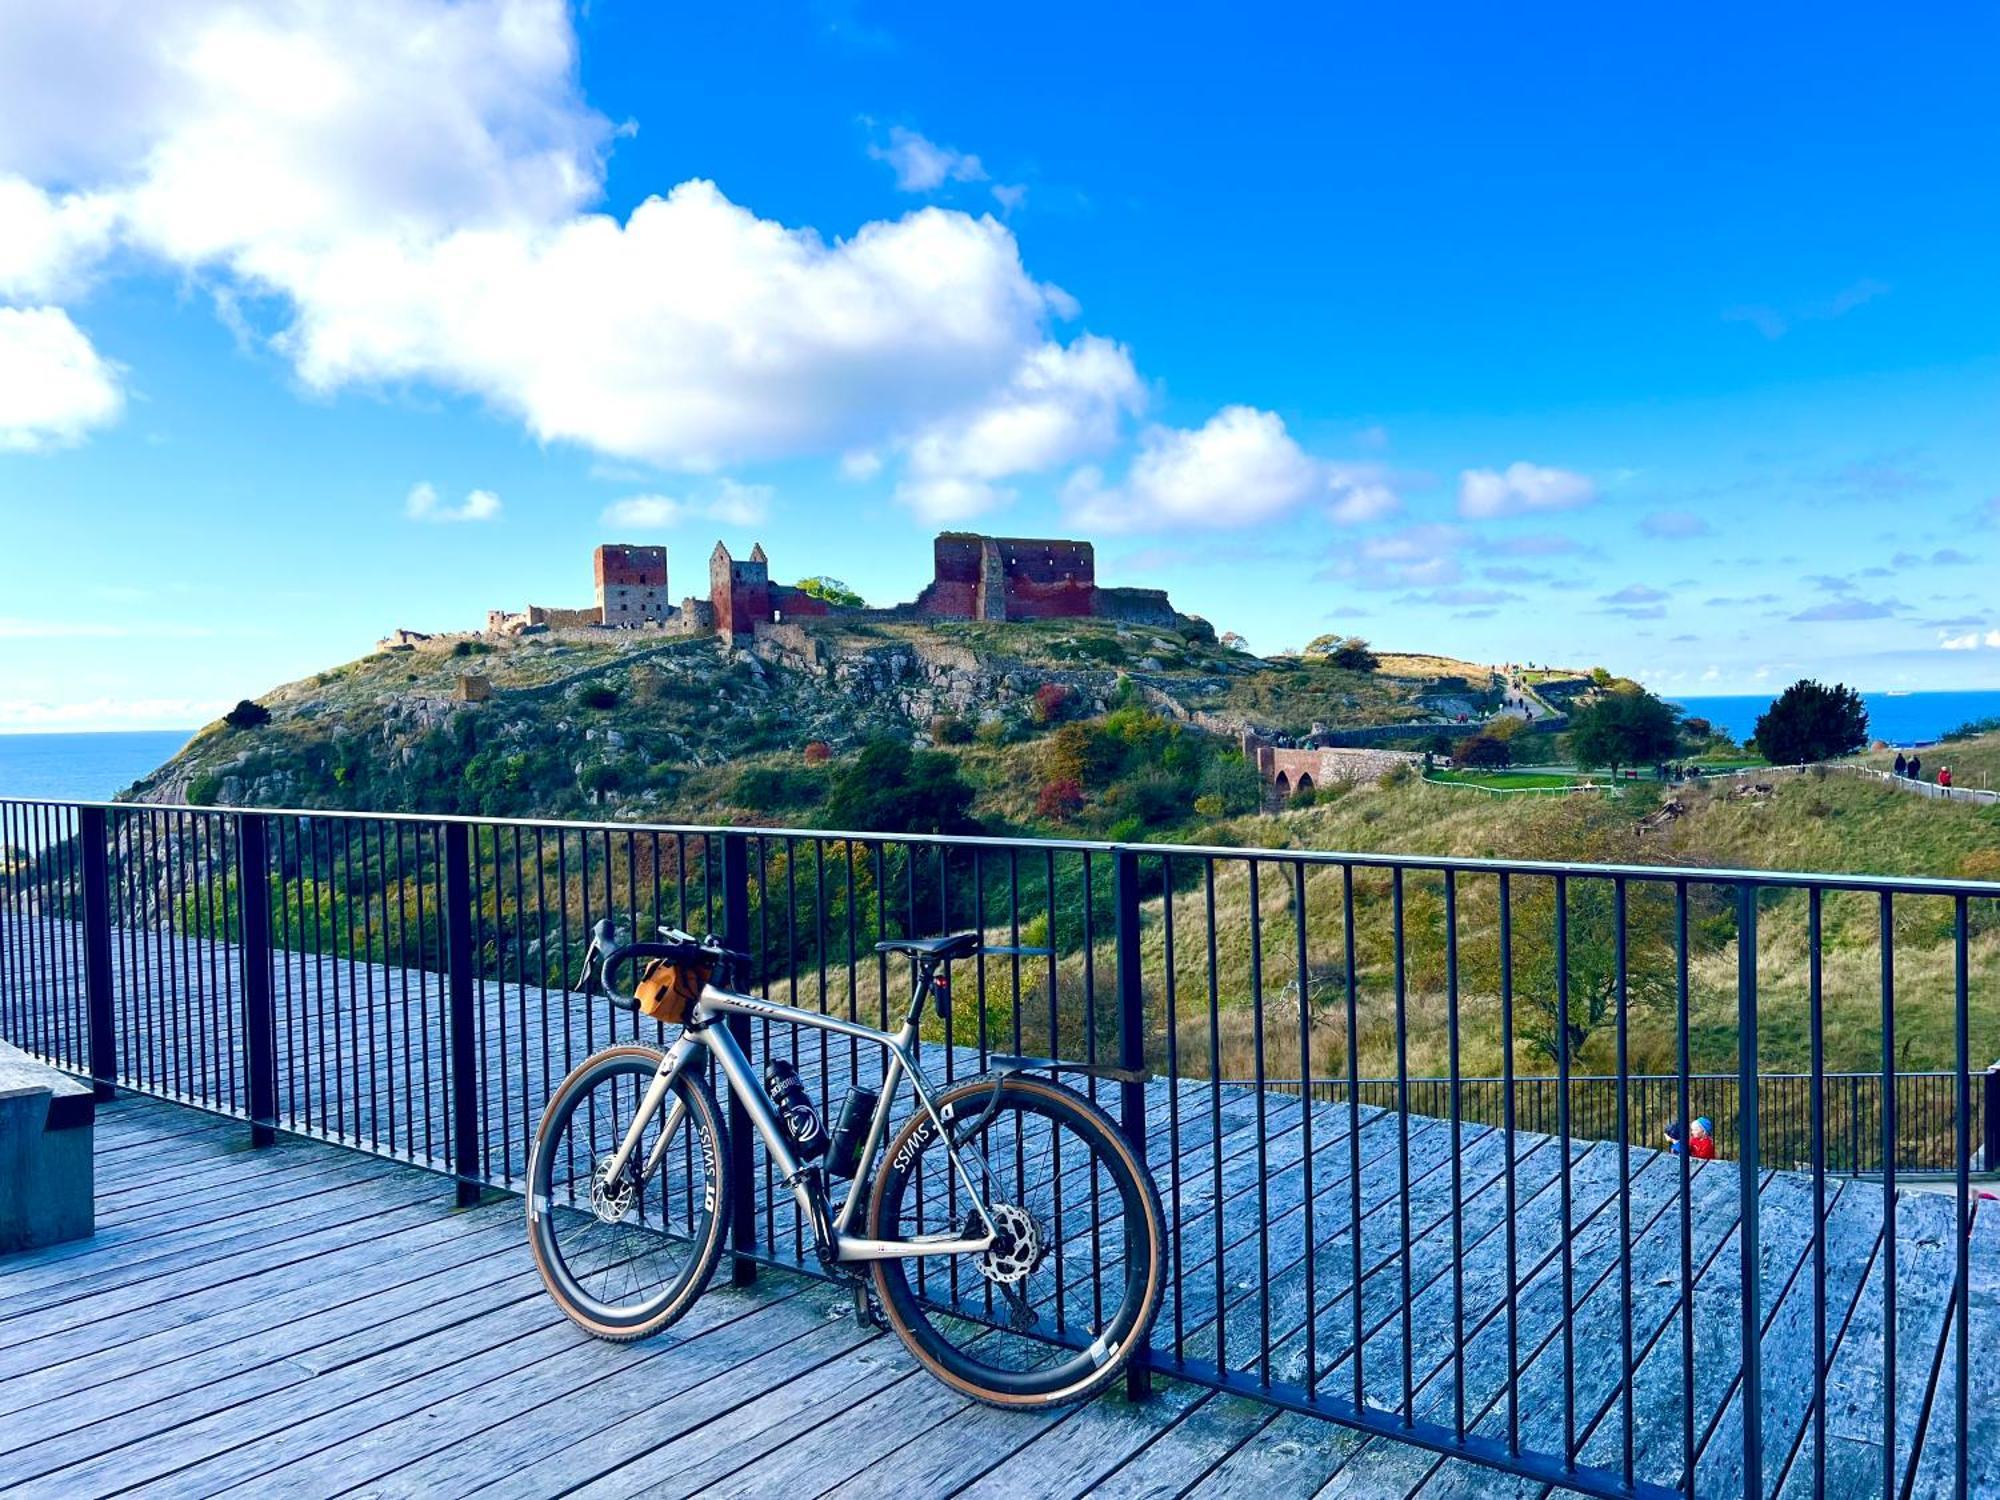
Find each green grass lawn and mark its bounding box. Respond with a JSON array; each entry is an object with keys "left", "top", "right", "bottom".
[{"left": 1428, "top": 770, "right": 1593, "bottom": 790}]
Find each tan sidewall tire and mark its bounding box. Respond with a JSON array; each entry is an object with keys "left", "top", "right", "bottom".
[
  {"left": 527, "top": 1044, "right": 729, "bottom": 1342},
  {"left": 867, "top": 1073, "right": 1165, "bottom": 1408}
]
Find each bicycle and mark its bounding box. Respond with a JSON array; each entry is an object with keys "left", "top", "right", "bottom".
[{"left": 526, "top": 920, "right": 1166, "bottom": 1409}]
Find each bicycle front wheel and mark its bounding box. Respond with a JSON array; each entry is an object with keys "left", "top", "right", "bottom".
[
  {"left": 867, "top": 1072, "right": 1164, "bottom": 1408},
  {"left": 528, "top": 1044, "right": 729, "bottom": 1341}
]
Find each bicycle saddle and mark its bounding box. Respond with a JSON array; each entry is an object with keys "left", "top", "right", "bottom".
[{"left": 874, "top": 931, "right": 982, "bottom": 962}]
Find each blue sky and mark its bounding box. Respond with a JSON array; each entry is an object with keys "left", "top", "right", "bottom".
[{"left": 2, "top": 1, "right": 1997, "bottom": 730}]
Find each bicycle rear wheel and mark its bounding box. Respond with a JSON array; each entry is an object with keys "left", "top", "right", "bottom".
[
  {"left": 867, "top": 1072, "right": 1164, "bottom": 1407},
  {"left": 528, "top": 1044, "right": 729, "bottom": 1341}
]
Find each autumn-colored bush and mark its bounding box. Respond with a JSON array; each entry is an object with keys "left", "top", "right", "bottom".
[
  {"left": 1036, "top": 777, "right": 1085, "bottom": 821},
  {"left": 802, "top": 740, "right": 832, "bottom": 766},
  {"left": 1031, "top": 683, "right": 1072, "bottom": 725}
]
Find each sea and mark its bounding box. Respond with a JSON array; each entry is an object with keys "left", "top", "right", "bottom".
[
  {"left": 1669, "top": 690, "right": 2000, "bottom": 749},
  {"left": 0, "top": 730, "right": 195, "bottom": 802}
]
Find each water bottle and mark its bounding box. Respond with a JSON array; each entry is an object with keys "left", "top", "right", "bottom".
[
  {"left": 763, "top": 1059, "right": 827, "bottom": 1160},
  {"left": 825, "top": 1086, "right": 880, "bottom": 1179}
]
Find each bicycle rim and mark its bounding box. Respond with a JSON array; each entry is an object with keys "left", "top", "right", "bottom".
[
  {"left": 869, "top": 1075, "right": 1162, "bottom": 1404},
  {"left": 529, "top": 1049, "right": 724, "bottom": 1335}
]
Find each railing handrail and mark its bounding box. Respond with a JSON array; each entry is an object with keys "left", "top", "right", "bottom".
[{"left": 6, "top": 794, "right": 2000, "bottom": 900}]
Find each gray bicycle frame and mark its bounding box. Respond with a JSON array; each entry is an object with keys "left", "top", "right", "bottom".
[{"left": 598, "top": 979, "right": 998, "bottom": 1263}]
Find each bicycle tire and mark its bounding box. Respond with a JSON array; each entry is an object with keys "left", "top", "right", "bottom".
[
  {"left": 528, "top": 1044, "right": 730, "bottom": 1341},
  {"left": 867, "top": 1072, "right": 1164, "bottom": 1408}
]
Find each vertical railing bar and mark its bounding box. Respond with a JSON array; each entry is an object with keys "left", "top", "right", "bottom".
[
  {"left": 723, "top": 830, "right": 756, "bottom": 1286},
  {"left": 1614, "top": 876, "right": 1635, "bottom": 1491},
  {"left": 238, "top": 813, "right": 275, "bottom": 1147},
  {"left": 1162, "top": 853, "right": 1184, "bottom": 1362},
  {"left": 1737, "top": 882, "right": 1763, "bottom": 1500},
  {"left": 1246, "top": 858, "right": 1270, "bottom": 1385},
  {"left": 1291, "top": 858, "right": 1316, "bottom": 1401},
  {"left": 1554, "top": 871, "right": 1576, "bottom": 1466},
  {"left": 444, "top": 820, "right": 480, "bottom": 1207},
  {"left": 1206, "top": 856, "right": 1225, "bottom": 1374},
  {"left": 1952, "top": 894, "right": 1969, "bottom": 1500},
  {"left": 1878, "top": 888, "right": 1896, "bottom": 1500},
  {"left": 1343, "top": 862, "right": 1364, "bottom": 1411},
  {"left": 1445, "top": 868, "right": 1464, "bottom": 1442},
  {"left": 1500, "top": 869, "right": 1519, "bottom": 1457},
  {"left": 1809, "top": 886, "right": 1827, "bottom": 1494},
  {"left": 1392, "top": 866, "right": 1413, "bottom": 1425},
  {"left": 1115, "top": 845, "right": 1152, "bottom": 1399}
]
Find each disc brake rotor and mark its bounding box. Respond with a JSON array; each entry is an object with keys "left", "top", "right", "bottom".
[
  {"left": 589, "top": 1154, "right": 637, "bottom": 1224},
  {"left": 977, "top": 1202, "right": 1042, "bottom": 1287}
]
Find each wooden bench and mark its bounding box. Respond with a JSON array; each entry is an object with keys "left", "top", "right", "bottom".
[{"left": 0, "top": 1042, "right": 95, "bottom": 1252}]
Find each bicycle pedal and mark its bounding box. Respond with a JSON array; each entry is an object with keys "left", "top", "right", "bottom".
[{"left": 852, "top": 1280, "right": 889, "bottom": 1332}]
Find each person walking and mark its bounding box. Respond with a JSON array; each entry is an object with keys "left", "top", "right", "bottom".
[
  {"left": 1939, "top": 766, "right": 1953, "bottom": 791},
  {"left": 1909, "top": 753, "right": 1922, "bottom": 782},
  {"left": 1894, "top": 752, "right": 1908, "bottom": 777}
]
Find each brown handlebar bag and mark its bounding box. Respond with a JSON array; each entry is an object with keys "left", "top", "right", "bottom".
[{"left": 634, "top": 957, "right": 712, "bottom": 1025}]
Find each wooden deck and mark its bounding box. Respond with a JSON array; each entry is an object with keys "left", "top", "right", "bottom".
[{"left": 0, "top": 1094, "right": 1990, "bottom": 1499}]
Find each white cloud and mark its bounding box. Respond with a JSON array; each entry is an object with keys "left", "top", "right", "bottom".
[
  {"left": 604, "top": 478, "right": 773, "bottom": 529},
  {"left": 405, "top": 481, "right": 501, "bottom": 522},
  {"left": 0, "top": 177, "right": 118, "bottom": 299},
  {"left": 1325, "top": 463, "right": 1403, "bottom": 525},
  {"left": 869, "top": 126, "right": 986, "bottom": 192},
  {"left": 1939, "top": 628, "right": 2000, "bottom": 651},
  {"left": 894, "top": 335, "right": 1142, "bottom": 519},
  {"left": 0, "top": 3, "right": 1073, "bottom": 473},
  {"left": 1065, "top": 406, "right": 1331, "bottom": 533},
  {"left": 0, "top": 306, "right": 123, "bottom": 450},
  {"left": 1458, "top": 462, "right": 1597, "bottom": 519}
]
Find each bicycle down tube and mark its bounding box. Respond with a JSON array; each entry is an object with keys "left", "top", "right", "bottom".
[{"left": 599, "top": 978, "right": 1000, "bottom": 1264}]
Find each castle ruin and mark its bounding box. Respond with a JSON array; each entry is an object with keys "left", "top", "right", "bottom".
[{"left": 471, "top": 531, "right": 1192, "bottom": 646}]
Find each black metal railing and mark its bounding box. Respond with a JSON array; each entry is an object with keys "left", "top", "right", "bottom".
[
  {"left": 1295, "top": 1070, "right": 1986, "bottom": 1176},
  {"left": 1, "top": 794, "right": 1995, "bottom": 1500}
]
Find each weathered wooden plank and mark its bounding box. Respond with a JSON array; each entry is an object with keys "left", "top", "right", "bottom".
[
  {"left": 251, "top": 1281, "right": 834, "bottom": 1498},
  {"left": 1085, "top": 1390, "right": 1279, "bottom": 1499},
  {"left": 565, "top": 1331, "right": 926, "bottom": 1500},
  {"left": 1905, "top": 1195, "right": 1997, "bottom": 1500},
  {"left": 0, "top": 1195, "right": 454, "bottom": 1366},
  {"left": 0, "top": 1241, "right": 533, "bottom": 1485},
  {"left": 0, "top": 1200, "right": 522, "bottom": 1415},
  {"left": 947, "top": 1375, "right": 1211, "bottom": 1499},
  {"left": 1684, "top": 1176, "right": 1881, "bottom": 1498},
  {"left": 0, "top": 1170, "right": 444, "bottom": 1323},
  {"left": 1183, "top": 1406, "right": 1371, "bottom": 1496},
  {"left": 1778, "top": 1187, "right": 1964, "bottom": 1500},
  {"left": 487, "top": 1306, "right": 876, "bottom": 1499},
  {"left": 0, "top": 1151, "right": 402, "bottom": 1295}
]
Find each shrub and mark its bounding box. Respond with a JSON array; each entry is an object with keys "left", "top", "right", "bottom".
[
  {"left": 793, "top": 575, "right": 866, "bottom": 607},
  {"left": 1291, "top": 785, "right": 1318, "bottom": 808},
  {"left": 1455, "top": 734, "right": 1512, "bottom": 768},
  {"left": 734, "top": 764, "right": 826, "bottom": 812},
  {"left": 187, "top": 772, "right": 222, "bottom": 806},
  {"left": 974, "top": 718, "right": 1009, "bottom": 747},
  {"left": 1193, "top": 793, "right": 1226, "bottom": 818},
  {"left": 1196, "top": 753, "right": 1263, "bottom": 816},
  {"left": 825, "top": 739, "right": 977, "bottom": 834},
  {"left": 1376, "top": 765, "right": 1411, "bottom": 790},
  {"left": 930, "top": 714, "right": 973, "bottom": 745},
  {"left": 1754, "top": 680, "right": 1869, "bottom": 764},
  {"left": 1036, "top": 777, "right": 1084, "bottom": 821},
  {"left": 1332, "top": 637, "right": 1379, "bottom": 671},
  {"left": 1960, "top": 848, "right": 2000, "bottom": 882},
  {"left": 1122, "top": 772, "right": 1189, "bottom": 826},
  {"left": 224, "top": 700, "right": 271, "bottom": 730},
  {"left": 1031, "top": 683, "right": 1073, "bottom": 725},
  {"left": 451, "top": 639, "right": 491, "bottom": 658},
  {"left": 572, "top": 683, "right": 620, "bottom": 712},
  {"left": 802, "top": 739, "right": 833, "bottom": 766},
  {"left": 579, "top": 761, "right": 626, "bottom": 802}
]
